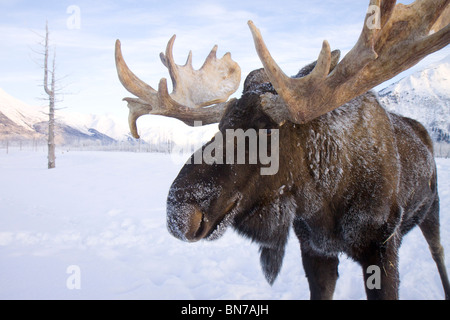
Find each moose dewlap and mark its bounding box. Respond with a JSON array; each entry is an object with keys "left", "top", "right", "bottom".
[{"left": 116, "top": 0, "right": 450, "bottom": 300}]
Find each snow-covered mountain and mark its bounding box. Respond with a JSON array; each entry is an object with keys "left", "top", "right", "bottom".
[
  {"left": 0, "top": 88, "right": 46, "bottom": 140},
  {"left": 0, "top": 87, "right": 217, "bottom": 151},
  {"left": 379, "top": 55, "right": 450, "bottom": 144},
  {"left": 0, "top": 88, "right": 117, "bottom": 146}
]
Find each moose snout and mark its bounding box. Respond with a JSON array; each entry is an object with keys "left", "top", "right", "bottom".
[{"left": 167, "top": 203, "right": 207, "bottom": 242}]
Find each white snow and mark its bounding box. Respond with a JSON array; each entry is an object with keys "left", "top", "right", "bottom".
[{"left": 0, "top": 150, "right": 449, "bottom": 300}]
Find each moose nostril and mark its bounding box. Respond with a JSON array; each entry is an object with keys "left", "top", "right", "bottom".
[
  {"left": 185, "top": 206, "right": 204, "bottom": 242},
  {"left": 167, "top": 203, "right": 203, "bottom": 242}
]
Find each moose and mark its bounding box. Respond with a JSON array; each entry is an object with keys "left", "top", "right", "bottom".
[{"left": 115, "top": 0, "right": 450, "bottom": 299}]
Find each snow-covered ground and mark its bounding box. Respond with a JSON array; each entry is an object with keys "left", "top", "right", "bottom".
[{"left": 0, "top": 150, "right": 449, "bottom": 300}]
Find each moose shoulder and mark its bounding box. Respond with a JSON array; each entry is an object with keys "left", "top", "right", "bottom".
[{"left": 116, "top": 0, "right": 450, "bottom": 300}]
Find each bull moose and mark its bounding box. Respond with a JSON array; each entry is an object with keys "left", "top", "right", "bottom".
[{"left": 115, "top": 0, "right": 450, "bottom": 299}]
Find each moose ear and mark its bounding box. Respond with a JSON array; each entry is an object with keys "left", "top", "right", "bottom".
[{"left": 294, "top": 49, "right": 341, "bottom": 79}]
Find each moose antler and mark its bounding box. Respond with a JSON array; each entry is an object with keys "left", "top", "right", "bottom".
[
  {"left": 249, "top": 0, "right": 450, "bottom": 124},
  {"left": 115, "top": 36, "right": 241, "bottom": 138}
]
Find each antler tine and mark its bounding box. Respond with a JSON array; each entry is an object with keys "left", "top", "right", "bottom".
[
  {"left": 202, "top": 45, "right": 219, "bottom": 69},
  {"left": 185, "top": 51, "right": 193, "bottom": 68},
  {"left": 162, "top": 35, "right": 183, "bottom": 96},
  {"left": 115, "top": 40, "right": 158, "bottom": 104},
  {"left": 123, "top": 97, "right": 153, "bottom": 139},
  {"left": 248, "top": 21, "right": 291, "bottom": 96},
  {"left": 160, "top": 43, "right": 193, "bottom": 70},
  {"left": 309, "top": 40, "right": 332, "bottom": 82}
]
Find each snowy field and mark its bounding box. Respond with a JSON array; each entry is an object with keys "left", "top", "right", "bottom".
[{"left": 0, "top": 150, "right": 449, "bottom": 300}]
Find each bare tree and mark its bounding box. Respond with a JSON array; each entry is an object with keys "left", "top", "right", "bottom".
[{"left": 43, "top": 22, "right": 56, "bottom": 169}]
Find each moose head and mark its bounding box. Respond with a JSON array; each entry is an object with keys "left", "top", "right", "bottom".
[{"left": 116, "top": 0, "right": 450, "bottom": 299}]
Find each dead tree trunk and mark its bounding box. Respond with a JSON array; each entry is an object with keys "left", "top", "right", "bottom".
[{"left": 44, "top": 22, "right": 56, "bottom": 169}]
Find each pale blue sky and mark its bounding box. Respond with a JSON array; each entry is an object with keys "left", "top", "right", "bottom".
[{"left": 1, "top": 0, "right": 448, "bottom": 120}]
